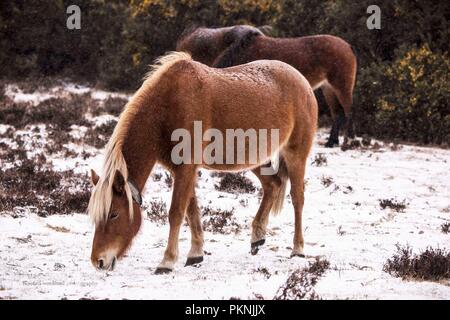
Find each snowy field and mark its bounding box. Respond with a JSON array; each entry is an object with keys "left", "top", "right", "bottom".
[{"left": 0, "top": 83, "right": 449, "bottom": 300}]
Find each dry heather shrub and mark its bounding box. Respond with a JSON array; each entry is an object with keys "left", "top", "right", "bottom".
[
  {"left": 0, "top": 95, "right": 92, "bottom": 130},
  {"left": 0, "top": 153, "right": 90, "bottom": 216},
  {"left": 274, "top": 257, "right": 330, "bottom": 300},
  {"left": 441, "top": 223, "right": 450, "bottom": 234},
  {"left": 82, "top": 120, "right": 117, "bottom": 148},
  {"left": 379, "top": 198, "right": 408, "bottom": 212},
  {"left": 384, "top": 245, "right": 450, "bottom": 281},
  {"left": 145, "top": 199, "right": 168, "bottom": 225},
  {"left": 102, "top": 97, "right": 128, "bottom": 116},
  {"left": 202, "top": 206, "right": 240, "bottom": 234},
  {"left": 215, "top": 173, "right": 256, "bottom": 194},
  {"left": 311, "top": 153, "right": 328, "bottom": 167},
  {"left": 320, "top": 175, "right": 333, "bottom": 188}
]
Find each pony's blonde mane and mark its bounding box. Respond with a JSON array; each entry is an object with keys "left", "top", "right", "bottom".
[{"left": 88, "top": 51, "right": 192, "bottom": 225}]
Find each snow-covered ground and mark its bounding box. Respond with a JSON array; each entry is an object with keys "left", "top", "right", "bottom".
[
  {"left": 4, "top": 83, "right": 130, "bottom": 106},
  {"left": 0, "top": 84, "right": 449, "bottom": 300}
]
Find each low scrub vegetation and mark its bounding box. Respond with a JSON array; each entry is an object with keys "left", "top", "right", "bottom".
[
  {"left": 384, "top": 245, "right": 450, "bottom": 281},
  {"left": 379, "top": 198, "right": 408, "bottom": 212},
  {"left": 274, "top": 257, "right": 330, "bottom": 300},
  {"left": 201, "top": 206, "right": 240, "bottom": 235},
  {"left": 215, "top": 173, "right": 256, "bottom": 194}
]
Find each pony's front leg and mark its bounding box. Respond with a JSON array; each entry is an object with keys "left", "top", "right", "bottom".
[{"left": 155, "top": 166, "right": 197, "bottom": 274}]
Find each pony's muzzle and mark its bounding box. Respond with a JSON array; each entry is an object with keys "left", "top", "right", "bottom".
[{"left": 95, "top": 256, "right": 117, "bottom": 271}]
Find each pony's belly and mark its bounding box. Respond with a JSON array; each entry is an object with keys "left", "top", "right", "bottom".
[
  {"left": 204, "top": 163, "right": 263, "bottom": 172},
  {"left": 203, "top": 150, "right": 277, "bottom": 171}
]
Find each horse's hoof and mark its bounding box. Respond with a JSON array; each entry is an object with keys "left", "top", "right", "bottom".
[
  {"left": 185, "top": 256, "right": 204, "bottom": 267},
  {"left": 154, "top": 267, "right": 172, "bottom": 274},
  {"left": 325, "top": 141, "right": 339, "bottom": 148},
  {"left": 290, "top": 253, "right": 306, "bottom": 258},
  {"left": 251, "top": 239, "right": 265, "bottom": 255}
]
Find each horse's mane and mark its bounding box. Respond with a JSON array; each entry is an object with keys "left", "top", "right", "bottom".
[
  {"left": 177, "top": 24, "right": 202, "bottom": 47},
  {"left": 213, "top": 28, "right": 262, "bottom": 68},
  {"left": 88, "top": 51, "right": 192, "bottom": 225}
]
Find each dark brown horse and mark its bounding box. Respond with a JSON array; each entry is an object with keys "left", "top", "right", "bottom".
[
  {"left": 88, "top": 52, "right": 318, "bottom": 273},
  {"left": 177, "top": 25, "right": 357, "bottom": 147}
]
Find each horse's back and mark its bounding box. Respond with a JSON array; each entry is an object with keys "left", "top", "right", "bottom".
[
  {"left": 208, "top": 59, "right": 310, "bottom": 94},
  {"left": 253, "top": 35, "right": 356, "bottom": 88},
  {"left": 165, "top": 58, "right": 314, "bottom": 132},
  {"left": 163, "top": 58, "right": 315, "bottom": 120}
]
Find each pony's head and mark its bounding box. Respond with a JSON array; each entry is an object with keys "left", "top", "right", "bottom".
[
  {"left": 176, "top": 25, "right": 263, "bottom": 66},
  {"left": 89, "top": 169, "right": 142, "bottom": 271}
]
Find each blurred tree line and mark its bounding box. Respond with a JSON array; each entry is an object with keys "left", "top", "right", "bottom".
[{"left": 0, "top": 0, "right": 448, "bottom": 145}]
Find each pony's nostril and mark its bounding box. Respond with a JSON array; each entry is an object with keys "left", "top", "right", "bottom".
[{"left": 98, "top": 259, "right": 104, "bottom": 269}]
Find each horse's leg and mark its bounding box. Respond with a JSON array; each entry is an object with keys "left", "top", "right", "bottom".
[
  {"left": 250, "top": 167, "right": 280, "bottom": 255},
  {"left": 155, "top": 166, "right": 197, "bottom": 274},
  {"left": 322, "top": 85, "right": 342, "bottom": 148},
  {"left": 334, "top": 88, "right": 355, "bottom": 144},
  {"left": 283, "top": 149, "right": 308, "bottom": 257},
  {"left": 185, "top": 194, "right": 204, "bottom": 266},
  {"left": 328, "top": 69, "right": 356, "bottom": 144}
]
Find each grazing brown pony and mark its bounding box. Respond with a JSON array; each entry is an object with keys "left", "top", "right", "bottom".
[
  {"left": 88, "top": 52, "right": 318, "bottom": 274},
  {"left": 177, "top": 25, "right": 357, "bottom": 147}
]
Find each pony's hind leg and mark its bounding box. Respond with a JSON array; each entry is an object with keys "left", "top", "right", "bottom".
[
  {"left": 327, "top": 65, "right": 357, "bottom": 144},
  {"left": 250, "top": 167, "right": 280, "bottom": 255},
  {"left": 250, "top": 158, "right": 288, "bottom": 255},
  {"left": 333, "top": 88, "right": 355, "bottom": 144},
  {"left": 155, "top": 166, "right": 197, "bottom": 274},
  {"left": 322, "top": 84, "right": 345, "bottom": 148},
  {"left": 185, "top": 194, "right": 204, "bottom": 266}
]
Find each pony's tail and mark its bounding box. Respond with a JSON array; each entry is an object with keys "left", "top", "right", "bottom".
[
  {"left": 271, "top": 156, "right": 289, "bottom": 216},
  {"left": 350, "top": 45, "right": 359, "bottom": 85}
]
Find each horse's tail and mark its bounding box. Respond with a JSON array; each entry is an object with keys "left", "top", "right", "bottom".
[
  {"left": 271, "top": 155, "right": 289, "bottom": 216},
  {"left": 350, "top": 45, "right": 359, "bottom": 85},
  {"left": 213, "top": 29, "right": 261, "bottom": 68}
]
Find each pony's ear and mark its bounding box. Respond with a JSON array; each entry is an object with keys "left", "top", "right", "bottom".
[
  {"left": 90, "top": 169, "right": 100, "bottom": 186},
  {"left": 257, "top": 25, "right": 273, "bottom": 36},
  {"left": 112, "top": 170, "right": 125, "bottom": 195}
]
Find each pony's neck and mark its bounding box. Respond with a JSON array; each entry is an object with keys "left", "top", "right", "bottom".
[
  {"left": 111, "top": 52, "right": 191, "bottom": 192},
  {"left": 120, "top": 94, "right": 161, "bottom": 192}
]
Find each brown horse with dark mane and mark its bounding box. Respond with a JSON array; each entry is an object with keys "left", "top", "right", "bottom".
[
  {"left": 88, "top": 52, "right": 318, "bottom": 273},
  {"left": 177, "top": 25, "right": 357, "bottom": 147}
]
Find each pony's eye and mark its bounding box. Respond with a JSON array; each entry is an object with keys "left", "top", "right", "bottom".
[{"left": 109, "top": 211, "right": 119, "bottom": 220}]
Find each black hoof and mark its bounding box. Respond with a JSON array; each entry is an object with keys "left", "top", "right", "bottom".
[
  {"left": 154, "top": 267, "right": 172, "bottom": 274},
  {"left": 185, "top": 256, "right": 204, "bottom": 267},
  {"left": 290, "top": 253, "right": 306, "bottom": 258},
  {"left": 325, "top": 141, "right": 339, "bottom": 148},
  {"left": 251, "top": 239, "right": 265, "bottom": 255}
]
